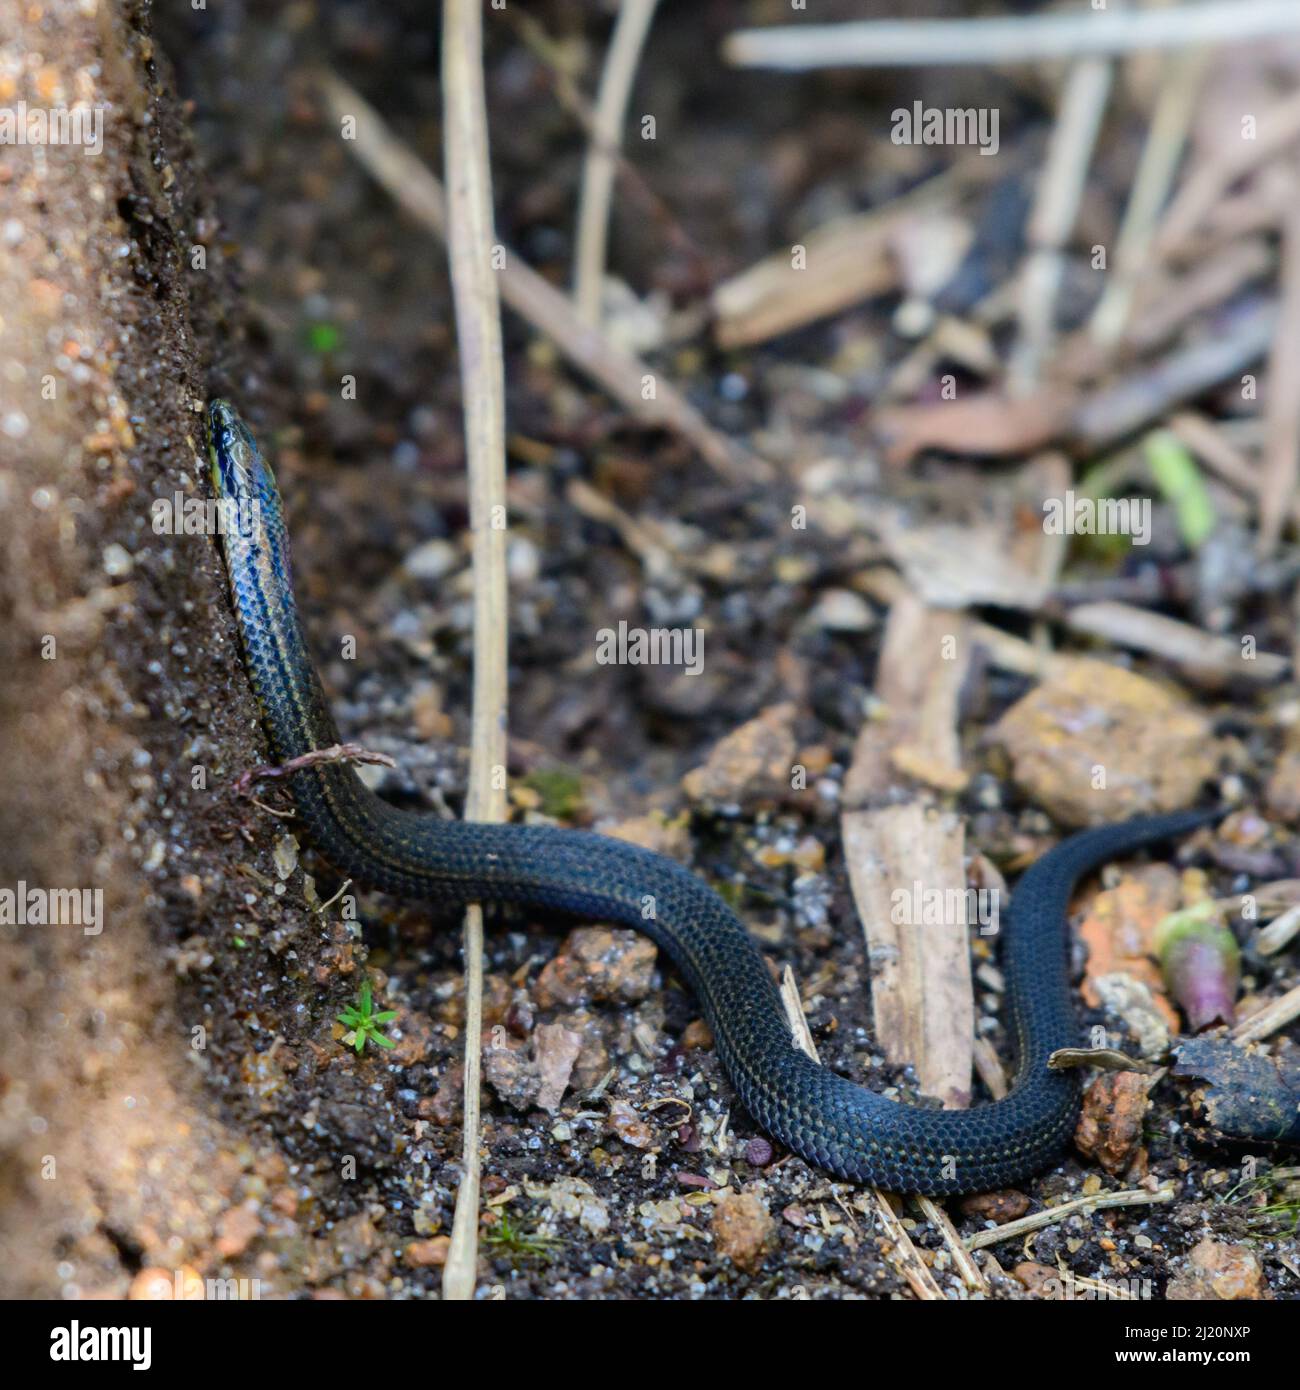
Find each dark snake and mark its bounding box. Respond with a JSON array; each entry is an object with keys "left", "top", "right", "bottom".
[{"left": 208, "top": 398, "right": 1217, "bottom": 1194}]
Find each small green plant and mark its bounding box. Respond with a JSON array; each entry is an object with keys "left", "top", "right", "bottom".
[
  {"left": 484, "top": 1209, "right": 562, "bottom": 1263},
  {"left": 305, "top": 320, "right": 342, "bottom": 355},
  {"left": 337, "top": 978, "right": 397, "bottom": 1054},
  {"left": 520, "top": 767, "right": 585, "bottom": 820},
  {"left": 1222, "top": 1165, "right": 1300, "bottom": 1238}
]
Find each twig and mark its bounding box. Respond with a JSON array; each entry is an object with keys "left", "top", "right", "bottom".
[
  {"left": 574, "top": 0, "right": 660, "bottom": 324},
  {"left": 1089, "top": 47, "right": 1208, "bottom": 347},
  {"left": 1059, "top": 602, "right": 1289, "bottom": 683},
  {"left": 710, "top": 157, "right": 1008, "bottom": 349},
  {"left": 1124, "top": 239, "right": 1274, "bottom": 357},
  {"left": 964, "top": 1185, "right": 1176, "bottom": 1251},
  {"left": 507, "top": 10, "right": 708, "bottom": 281},
  {"left": 1070, "top": 298, "right": 1276, "bottom": 449},
  {"left": 1169, "top": 412, "right": 1264, "bottom": 502},
  {"left": 916, "top": 1196, "right": 987, "bottom": 1294},
  {"left": 1255, "top": 903, "right": 1300, "bottom": 957},
  {"left": 1259, "top": 202, "right": 1300, "bottom": 554},
  {"left": 722, "top": 4, "right": 1300, "bottom": 70},
  {"left": 972, "top": 1036, "right": 1009, "bottom": 1100},
  {"left": 317, "top": 70, "right": 761, "bottom": 484},
  {"left": 440, "top": 0, "right": 508, "bottom": 1303},
  {"left": 778, "top": 965, "right": 819, "bottom": 1061},
  {"left": 1156, "top": 88, "right": 1300, "bottom": 255},
  {"left": 231, "top": 742, "right": 397, "bottom": 798},
  {"left": 1231, "top": 981, "right": 1300, "bottom": 1045},
  {"left": 867, "top": 1188, "right": 945, "bottom": 1301},
  {"left": 1009, "top": 54, "right": 1113, "bottom": 392}
]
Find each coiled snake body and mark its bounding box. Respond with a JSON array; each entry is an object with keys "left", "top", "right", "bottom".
[{"left": 209, "top": 398, "right": 1213, "bottom": 1194}]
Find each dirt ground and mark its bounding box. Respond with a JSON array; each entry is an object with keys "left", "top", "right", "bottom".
[{"left": 1, "top": 0, "right": 1298, "bottom": 1301}]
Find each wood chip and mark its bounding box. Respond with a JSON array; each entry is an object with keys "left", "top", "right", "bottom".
[{"left": 842, "top": 802, "right": 974, "bottom": 1109}]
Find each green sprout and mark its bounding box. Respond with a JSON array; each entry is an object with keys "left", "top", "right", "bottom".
[
  {"left": 1145, "top": 429, "right": 1216, "bottom": 550},
  {"left": 520, "top": 767, "right": 585, "bottom": 820},
  {"left": 483, "top": 1209, "right": 562, "bottom": 1264},
  {"left": 337, "top": 978, "right": 398, "bottom": 1054},
  {"left": 306, "top": 321, "right": 342, "bottom": 355},
  {"left": 1223, "top": 1166, "right": 1300, "bottom": 1238}
]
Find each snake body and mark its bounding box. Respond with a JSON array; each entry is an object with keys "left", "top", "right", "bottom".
[{"left": 208, "top": 398, "right": 1215, "bottom": 1194}]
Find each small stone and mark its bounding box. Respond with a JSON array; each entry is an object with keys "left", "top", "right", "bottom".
[
  {"left": 390, "top": 1012, "right": 433, "bottom": 1066},
  {"left": 556, "top": 1009, "right": 611, "bottom": 1090},
  {"left": 129, "top": 1267, "right": 183, "bottom": 1300},
  {"left": 959, "top": 1190, "right": 1030, "bottom": 1224},
  {"left": 403, "top": 1236, "right": 450, "bottom": 1269},
  {"left": 744, "top": 1137, "right": 773, "bottom": 1167},
  {"left": 271, "top": 1187, "right": 299, "bottom": 1217},
  {"left": 538, "top": 1177, "right": 610, "bottom": 1235},
  {"left": 608, "top": 1098, "right": 654, "bottom": 1149},
  {"left": 604, "top": 812, "right": 692, "bottom": 860},
  {"left": 791, "top": 836, "right": 826, "bottom": 872},
  {"left": 403, "top": 538, "right": 459, "bottom": 581},
  {"left": 711, "top": 1191, "right": 776, "bottom": 1272},
  {"left": 1075, "top": 1070, "right": 1151, "bottom": 1176},
  {"left": 482, "top": 1028, "right": 539, "bottom": 1112},
  {"left": 1013, "top": 1261, "right": 1060, "bottom": 1297},
  {"left": 994, "top": 660, "right": 1217, "bottom": 827},
  {"left": 507, "top": 536, "right": 540, "bottom": 585},
  {"left": 807, "top": 588, "right": 873, "bottom": 631},
  {"left": 102, "top": 542, "right": 132, "bottom": 576},
  {"left": 272, "top": 834, "right": 299, "bottom": 881},
  {"left": 1166, "top": 1237, "right": 1268, "bottom": 1300},
  {"left": 534, "top": 927, "right": 657, "bottom": 1008},
  {"left": 409, "top": 684, "right": 453, "bottom": 741},
  {"left": 681, "top": 702, "right": 797, "bottom": 806},
  {"left": 215, "top": 1202, "right": 261, "bottom": 1258},
  {"left": 424, "top": 1061, "right": 463, "bottom": 1126},
  {"left": 682, "top": 1019, "right": 713, "bottom": 1050},
  {"left": 534, "top": 1023, "right": 582, "bottom": 1113}
]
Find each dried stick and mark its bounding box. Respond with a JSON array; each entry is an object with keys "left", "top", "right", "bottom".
[
  {"left": 1156, "top": 88, "right": 1300, "bottom": 255},
  {"left": 1231, "top": 981, "right": 1300, "bottom": 1045},
  {"left": 1089, "top": 47, "right": 1207, "bottom": 347},
  {"left": 723, "top": 4, "right": 1300, "bottom": 70},
  {"left": 508, "top": 11, "right": 708, "bottom": 279},
  {"left": 1259, "top": 203, "right": 1300, "bottom": 554},
  {"left": 965, "top": 1185, "right": 1175, "bottom": 1251},
  {"left": 916, "top": 1195, "right": 987, "bottom": 1294},
  {"left": 317, "top": 71, "right": 760, "bottom": 483},
  {"left": 574, "top": 0, "right": 660, "bottom": 324},
  {"left": 440, "top": 0, "right": 508, "bottom": 1303},
  {"left": 1009, "top": 54, "right": 1113, "bottom": 392}
]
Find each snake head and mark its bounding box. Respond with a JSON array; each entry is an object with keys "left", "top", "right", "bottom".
[
  {"left": 208, "top": 398, "right": 283, "bottom": 547},
  {"left": 208, "top": 399, "right": 272, "bottom": 502}
]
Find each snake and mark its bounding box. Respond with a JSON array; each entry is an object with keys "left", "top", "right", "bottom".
[{"left": 208, "top": 397, "right": 1219, "bottom": 1195}]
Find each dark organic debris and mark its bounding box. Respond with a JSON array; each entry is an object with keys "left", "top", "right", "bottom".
[{"left": 1172, "top": 1036, "right": 1300, "bottom": 1146}]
